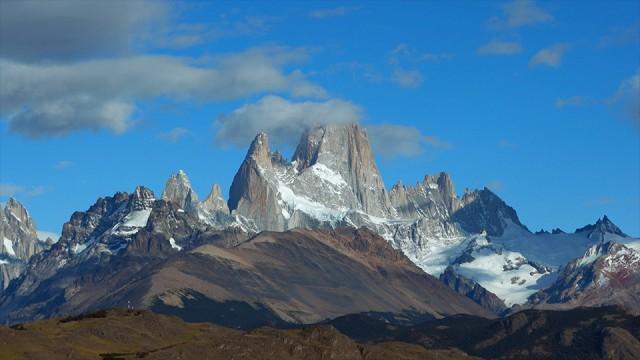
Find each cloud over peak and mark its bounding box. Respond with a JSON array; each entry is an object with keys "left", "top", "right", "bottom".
[{"left": 215, "top": 95, "right": 361, "bottom": 148}]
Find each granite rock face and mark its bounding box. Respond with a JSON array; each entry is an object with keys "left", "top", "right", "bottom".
[
  {"left": 291, "top": 124, "right": 394, "bottom": 218},
  {"left": 0, "top": 199, "right": 46, "bottom": 291},
  {"left": 225, "top": 123, "right": 529, "bottom": 279},
  {"left": 161, "top": 170, "right": 199, "bottom": 211},
  {"left": 161, "top": 170, "right": 232, "bottom": 228},
  {"left": 1, "top": 198, "right": 41, "bottom": 260},
  {"left": 228, "top": 132, "right": 286, "bottom": 231},
  {"left": 201, "top": 184, "right": 229, "bottom": 215}
]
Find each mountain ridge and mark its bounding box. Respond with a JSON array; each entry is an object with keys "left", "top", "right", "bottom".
[{"left": 1, "top": 122, "right": 638, "bottom": 325}]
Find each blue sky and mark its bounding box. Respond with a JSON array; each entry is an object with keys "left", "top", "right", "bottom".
[{"left": 0, "top": 0, "right": 639, "bottom": 237}]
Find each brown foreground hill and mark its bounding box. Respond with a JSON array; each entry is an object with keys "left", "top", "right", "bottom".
[
  {"left": 2, "top": 306, "right": 639, "bottom": 360},
  {"left": 1, "top": 227, "right": 491, "bottom": 325},
  {"left": 0, "top": 309, "right": 477, "bottom": 360}
]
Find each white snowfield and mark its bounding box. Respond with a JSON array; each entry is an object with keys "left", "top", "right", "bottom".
[
  {"left": 2, "top": 237, "right": 16, "bottom": 257},
  {"left": 169, "top": 237, "right": 182, "bottom": 251},
  {"left": 392, "top": 219, "right": 639, "bottom": 307},
  {"left": 111, "top": 208, "right": 152, "bottom": 237}
]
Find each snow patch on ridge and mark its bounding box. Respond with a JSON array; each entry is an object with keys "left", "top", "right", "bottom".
[
  {"left": 455, "top": 244, "right": 553, "bottom": 306},
  {"left": 169, "top": 238, "right": 182, "bottom": 251},
  {"left": 277, "top": 180, "right": 348, "bottom": 223},
  {"left": 112, "top": 209, "right": 152, "bottom": 236},
  {"left": 2, "top": 237, "right": 15, "bottom": 257},
  {"left": 577, "top": 244, "right": 602, "bottom": 267},
  {"left": 310, "top": 163, "right": 347, "bottom": 187}
]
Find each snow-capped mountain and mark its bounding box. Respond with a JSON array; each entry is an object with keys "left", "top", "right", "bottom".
[
  {"left": 0, "top": 198, "right": 49, "bottom": 291},
  {"left": 529, "top": 241, "right": 640, "bottom": 309},
  {"left": 226, "top": 124, "right": 524, "bottom": 270},
  {"left": 1, "top": 122, "right": 638, "bottom": 321},
  {"left": 161, "top": 170, "right": 199, "bottom": 211},
  {"left": 161, "top": 170, "right": 232, "bottom": 228}
]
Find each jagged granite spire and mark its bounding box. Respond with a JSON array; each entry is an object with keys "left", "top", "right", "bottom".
[
  {"left": 292, "top": 123, "right": 393, "bottom": 217},
  {"left": 130, "top": 186, "right": 155, "bottom": 211},
  {"left": 575, "top": 215, "right": 627, "bottom": 238},
  {"left": 451, "top": 188, "right": 525, "bottom": 237},
  {"left": 162, "top": 170, "right": 198, "bottom": 210},
  {"left": 228, "top": 131, "right": 284, "bottom": 230},
  {"left": 201, "top": 184, "right": 230, "bottom": 215},
  {"left": 1, "top": 198, "right": 46, "bottom": 291},
  {"left": 388, "top": 171, "right": 460, "bottom": 220},
  {"left": 1, "top": 198, "right": 41, "bottom": 260}
]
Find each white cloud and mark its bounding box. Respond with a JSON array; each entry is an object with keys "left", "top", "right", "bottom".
[
  {"left": 55, "top": 160, "right": 75, "bottom": 170},
  {"left": 555, "top": 70, "right": 639, "bottom": 129},
  {"left": 419, "top": 53, "right": 454, "bottom": 62},
  {"left": 477, "top": 40, "right": 523, "bottom": 55},
  {"left": 1, "top": 47, "right": 325, "bottom": 137},
  {"left": 159, "top": 127, "right": 191, "bottom": 142},
  {"left": 556, "top": 96, "right": 588, "bottom": 109},
  {"left": 0, "top": 0, "right": 167, "bottom": 62},
  {"left": 0, "top": 1, "right": 317, "bottom": 138},
  {"left": 215, "top": 95, "right": 362, "bottom": 147},
  {"left": 489, "top": 0, "right": 553, "bottom": 29},
  {"left": 326, "top": 62, "right": 384, "bottom": 83},
  {"left": 530, "top": 43, "right": 570, "bottom": 68},
  {"left": 216, "top": 98, "right": 450, "bottom": 159},
  {"left": 391, "top": 68, "right": 424, "bottom": 88},
  {"left": 608, "top": 69, "right": 640, "bottom": 128},
  {"left": 487, "top": 180, "right": 504, "bottom": 191},
  {"left": 309, "top": 6, "right": 357, "bottom": 18},
  {"left": 389, "top": 43, "right": 453, "bottom": 64},
  {"left": 497, "top": 139, "right": 516, "bottom": 148},
  {"left": 36, "top": 230, "right": 60, "bottom": 242},
  {"left": 368, "top": 125, "right": 451, "bottom": 158},
  {"left": 424, "top": 135, "right": 453, "bottom": 149},
  {"left": 0, "top": 184, "right": 24, "bottom": 197},
  {"left": 599, "top": 20, "right": 640, "bottom": 47},
  {"left": 0, "top": 184, "right": 46, "bottom": 197}
]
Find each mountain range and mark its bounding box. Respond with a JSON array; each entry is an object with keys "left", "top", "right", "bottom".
[{"left": 1, "top": 123, "right": 638, "bottom": 327}]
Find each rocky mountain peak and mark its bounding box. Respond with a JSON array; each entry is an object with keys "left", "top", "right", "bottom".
[
  {"left": 3, "top": 198, "right": 36, "bottom": 232},
  {"left": 162, "top": 170, "right": 198, "bottom": 210},
  {"left": 452, "top": 188, "right": 525, "bottom": 236},
  {"left": 1, "top": 198, "right": 40, "bottom": 259},
  {"left": 436, "top": 172, "right": 458, "bottom": 213},
  {"left": 1, "top": 198, "right": 45, "bottom": 290},
  {"left": 292, "top": 123, "right": 392, "bottom": 217},
  {"left": 201, "top": 184, "right": 230, "bottom": 214},
  {"left": 529, "top": 241, "right": 640, "bottom": 308},
  {"left": 130, "top": 186, "right": 155, "bottom": 211},
  {"left": 228, "top": 131, "right": 282, "bottom": 229},
  {"left": 246, "top": 131, "right": 272, "bottom": 169},
  {"left": 575, "top": 215, "right": 627, "bottom": 238}
]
